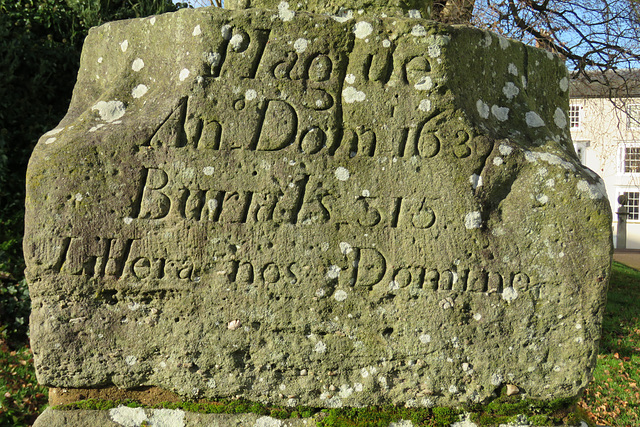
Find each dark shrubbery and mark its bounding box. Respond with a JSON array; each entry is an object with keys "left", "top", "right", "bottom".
[{"left": 0, "top": 0, "right": 179, "bottom": 346}]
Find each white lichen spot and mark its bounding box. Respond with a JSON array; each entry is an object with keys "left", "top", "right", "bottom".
[
  {"left": 207, "top": 378, "right": 216, "bottom": 389},
  {"left": 577, "top": 179, "right": 606, "bottom": 199},
  {"left": 559, "top": 76, "right": 569, "bottom": 92},
  {"left": 245, "top": 89, "right": 257, "bottom": 101},
  {"left": 473, "top": 313, "right": 482, "bottom": 321},
  {"left": 120, "top": 39, "right": 129, "bottom": 52},
  {"left": 109, "top": 406, "right": 147, "bottom": 426},
  {"left": 362, "top": 189, "right": 370, "bottom": 197},
  {"left": 339, "top": 242, "right": 353, "bottom": 255},
  {"left": 525, "top": 111, "right": 545, "bottom": 127},
  {"left": 132, "top": 84, "right": 148, "bottom": 99},
  {"left": 339, "top": 384, "right": 354, "bottom": 398},
  {"left": 414, "top": 76, "right": 433, "bottom": 91},
  {"left": 408, "top": 9, "right": 422, "bottom": 18},
  {"left": 354, "top": 21, "right": 373, "bottom": 39},
  {"left": 334, "top": 289, "right": 348, "bottom": 302},
  {"left": 508, "top": 63, "right": 518, "bottom": 76},
  {"left": 179, "top": 68, "right": 190, "bottom": 82},
  {"left": 389, "top": 280, "right": 400, "bottom": 291},
  {"left": 491, "top": 373, "right": 503, "bottom": 386},
  {"left": 314, "top": 341, "right": 327, "bottom": 353},
  {"left": 293, "top": 38, "right": 309, "bottom": 53},
  {"left": 92, "top": 100, "right": 126, "bottom": 123},
  {"left": 335, "top": 166, "right": 350, "bottom": 181},
  {"left": 221, "top": 24, "right": 232, "bottom": 40},
  {"left": 547, "top": 51, "right": 554, "bottom": 60},
  {"left": 125, "top": 355, "right": 137, "bottom": 366},
  {"left": 491, "top": 105, "right": 509, "bottom": 122},
  {"left": 278, "top": 1, "right": 295, "bottom": 21},
  {"left": 499, "top": 144, "right": 513, "bottom": 156},
  {"left": 227, "top": 319, "right": 241, "bottom": 330},
  {"left": 192, "top": 25, "right": 202, "bottom": 36},
  {"left": 411, "top": 24, "right": 427, "bottom": 37},
  {"left": 419, "top": 334, "right": 431, "bottom": 344},
  {"left": 554, "top": 107, "right": 567, "bottom": 128},
  {"left": 331, "top": 9, "right": 353, "bottom": 22},
  {"left": 89, "top": 124, "right": 105, "bottom": 132},
  {"left": 204, "top": 52, "right": 221, "bottom": 67},
  {"left": 256, "top": 416, "right": 283, "bottom": 427},
  {"left": 230, "top": 33, "right": 245, "bottom": 51},
  {"left": 465, "top": 211, "right": 482, "bottom": 229},
  {"left": 203, "top": 166, "right": 215, "bottom": 176},
  {"left": 345, "top": 73, "right": 356, "bottom": 84},
  {"left": 326, "top": 265, "right": 341, "bottom": 279},
  {"left": 470, "top": 174, "right": 483, "bottom": 190},
  {"left": 502, "top": 286, "right": 518, "bottom": 302},
  {"left": 44, "top": 137, "right": 56, "bottom": 145},
  {"left": 546, "top": 178, "right": 555, "bottom": 187},
  {"left": 448, "top": 384, "right": 459, "bottom": 393},
  {"left": 476, "top": 100, "right": 490, "bottom": 119},
  {"left": 342, "top": 86, "right": 366, "bottom": 103},
  {"left": 502, "top": 82, "right": 519, "bottom": 99},
  {"left": 536, "top": 194, "right": 549, "bottom": 204},
  {"left": 498, "top": 35, "right": 510, "bottom": 49},
  {"left": 123, "top": 217, "right": 133, "bottom": 225},
  {"left": 575, "top": 337, "right": 584, "bottom": 344},
  {"left": 149, "top": 17, "right": 156, "bottom": 25},
  {"left": 360, "top": 367, "right": 370, "bottom": 378},
  {"left": 418, "top": 99, "right": 431, "bottom": 112},
  {"left": 382, "top": 39, "right": 391, "bottom": 48},
  {"left": 493, "top": 156, "right": 504, "bottom": 166},
  {"left": 45, "top": 128, "right": 63, "bottom": 137},
  {"left": 132, "top": 58, "right": 144, "bottom": 72},
  {"left": 315, "top": 288, "right": 325, "bottom": 297}
]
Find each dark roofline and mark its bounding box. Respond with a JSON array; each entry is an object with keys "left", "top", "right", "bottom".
[{"left": 570, "top": 69, "right": 640, "bottom": 99}]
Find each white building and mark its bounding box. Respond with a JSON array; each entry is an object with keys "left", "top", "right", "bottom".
[{"left": 570, "top": 72, "right": 640, "bottom": 248}]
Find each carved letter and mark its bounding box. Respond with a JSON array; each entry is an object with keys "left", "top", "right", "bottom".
[{"left": 354, "top": 248, "right": 386, "bottom": 288}]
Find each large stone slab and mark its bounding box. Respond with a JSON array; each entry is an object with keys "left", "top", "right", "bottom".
[{"left": 25, "top": 4, "right": 611, "bottom": 409}]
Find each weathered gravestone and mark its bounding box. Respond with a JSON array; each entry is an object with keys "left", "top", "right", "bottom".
[{"left": 25, "top": 0, "right": 612, "bottom": 414}]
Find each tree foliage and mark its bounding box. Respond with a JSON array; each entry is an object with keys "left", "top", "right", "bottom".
[{"left": 434, "top": 0, "right": 640, "bottom": 79}]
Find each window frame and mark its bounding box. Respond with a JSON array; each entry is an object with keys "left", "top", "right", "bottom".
[
  {"left": 617, "top": 188, "right": 640, "bottom": 221},
  {"left": 627, "top": 104, "right": 640, "bottom": 129},
  {"left": 618, "top": 142, "right": 640, "bottom": 175},
  {"left": 569, "top": 104, "right": 583, "bottom": 129}
]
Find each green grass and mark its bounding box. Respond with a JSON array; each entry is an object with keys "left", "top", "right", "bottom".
[
  {"left": 2, "top": 261, "right": 639, "bottom": 426},
  {"left": 579, "top": 261, "right": 640, "bottom": 426}
]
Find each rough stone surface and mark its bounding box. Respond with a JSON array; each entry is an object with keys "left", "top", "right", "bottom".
[
  {"left": 33, "top": 408, "right": 594, "bottom": 427},
  {"left": 26, "top": 3, "right": 611, "bottom": 411}
]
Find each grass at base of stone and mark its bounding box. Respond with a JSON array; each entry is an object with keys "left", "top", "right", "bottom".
[
  {"left": 53, "top": 394, "right": 589, "bottom": 426},
  {"left": 579, "top": 261, "right": 640, "bottom": 427},
  {"left": 0, "top": 331, "right": 48, "bottom": 427}
]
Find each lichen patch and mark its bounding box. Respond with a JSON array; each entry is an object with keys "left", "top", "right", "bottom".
[
  {"left": 132, "top": 58, "right": 144, "bottom": 72},
  {"left": 525, "top": 111, "right": 545, "bottom": 127},
  {"left": 92, "top": 100, "right": 126, "bottom": 123},
  {"left": 342, "top": 87, "right": 366, "bottom": 103},
  {"left": 277, "top": 1, "right": 295, "bottom": 21},
  {"left": 132, "top": 84, "right": 148, "bottom": 99},
  {"left": 476, "top": 100, "right": 490, "bottom": 119},
  {"left": 411, "top": 25, "right": 427, "bottom": 37},
  {"left": 354, "top": 21, "right": 373, "bottom": 39},
  {"left": 293, "top": 38, "right": 309, "bottom": 53}
]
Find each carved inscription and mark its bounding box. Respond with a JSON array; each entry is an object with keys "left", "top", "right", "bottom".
[{"left": 37, "top": 21, "right": 531, "bottom": 302}]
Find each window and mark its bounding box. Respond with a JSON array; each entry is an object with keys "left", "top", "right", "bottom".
[
  {"left": 569, "top": 104, "right": 582, "bottom": 129},
  {"left": 621, "top": 191, "right": 640, "bottom": 220},
  {"left": 621, "top": 144, "right": 640, "bottom": 173},
  {"left": 627, "top": 104, "right": 640, "bottom": 129}
]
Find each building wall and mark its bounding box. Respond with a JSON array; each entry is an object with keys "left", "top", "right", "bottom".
[{"left": 570, "top": 96, "right": 640, "bottom": 248}]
